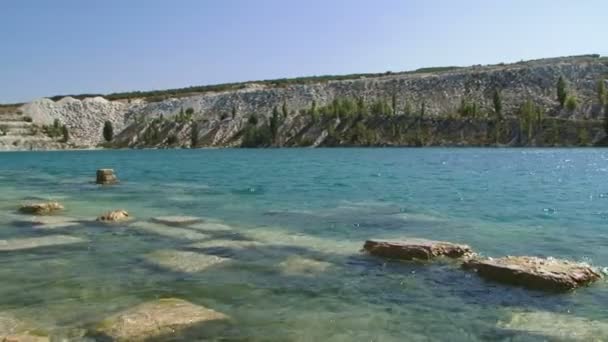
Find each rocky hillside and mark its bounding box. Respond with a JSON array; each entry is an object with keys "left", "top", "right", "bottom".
[{"left": 5, "top": 54, "right": 608, "bottom": 149}]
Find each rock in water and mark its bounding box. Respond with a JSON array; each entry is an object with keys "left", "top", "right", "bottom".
[
  {"left": 497, "top": 310, "right": 608, "bottom": 340},
  {"left": 151, "top": 216, "right": 204, "bottom": 226},
  {"left": 18, "top": 202, "right": 64, "bottom": 215},
  {"left": 462, "top": 256, "right": 602, "bottom": 291},
  {"left": 96, "top": 169, "right": 118, "bottom": 185},
  {"left": 96, "top": 210, "right": 129, "bottom": 222},
  {"left": 0, "top": 235, "right": 87, "bottom": 252},
  {"left": 93, "top": 298, "right": 229, "bottom": 341},
  {"left": 363, "top": 238, "right": 474, "bottom": 260}
]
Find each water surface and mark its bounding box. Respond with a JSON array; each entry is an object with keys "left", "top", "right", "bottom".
[{"left": 1, "top": 148, "right": 608, "bottom": 340}]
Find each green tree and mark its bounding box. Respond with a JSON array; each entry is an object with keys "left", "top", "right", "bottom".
[
  {"left": 190, "top": 122, "right": 199, "bottom": 148},
  {"left": 603, "top": 102, "right": 608, "bottom": 135},
  {"left": 103, "top": 121, "right": 114, "bottom": 142},
  {"left": 565, "top": 95, "right": 578, "bottom": 112},
  {"left": 248, "top": 114, "right": 258, "bottom": 125},
  {"left": 557, "top": 76, "right": 567, "bottom": 108},
  {"left": 185, "top": 107, "right": 194, "bottom": 115},
  {"left": 231, "top": 106, "right": 237, "bottom": 119},
  {"left": 309, "top": 100, "right": 318, "bottom": 122},
  {"left": 282, "top": 102, "right": 288, "bottom": 119},
  {"left": 167, "top": 134, "right": 178, "bottom": 145},
  {"left": 598, "top": 80, "right": 606, "bottom": 105},
  {"left": 270, "top": 106, "right": 280, "bottom": 142},
  {"left": 61, "top": 125, "right": 69, "bottom": 143},
  {"left": 391, "top": 93, "right": 397, "bottom": 116},
  {"left": 492, "top": 89, "right": 502, "bottom": 118}
]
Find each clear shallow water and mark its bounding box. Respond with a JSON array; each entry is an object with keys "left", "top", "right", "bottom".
[{"left": 1, "top": 148, "right": 608, "bottom": 340}]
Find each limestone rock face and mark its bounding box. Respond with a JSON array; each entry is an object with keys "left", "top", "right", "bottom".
[
  {"left": 462, "top": 256, "right": 602, "bottom": 291},
  {"left": 363, "top": 238, "right": 474, "bottom": 260},
  {"left": 96, "top": 169, "right": 118, "bottom": 185},
  {"left": 93, "top": 298, "right": 229, "bottom": 341},
  {"left": 96, "top": 210, "right": 129, "bottom": 222},
  {"left": 18, "top": 202, "right": 64, "bottom": 215}
]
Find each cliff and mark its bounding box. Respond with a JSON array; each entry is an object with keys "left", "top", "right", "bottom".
[{"left": 3, "top": 54, "right": 608, "bottom": 149}]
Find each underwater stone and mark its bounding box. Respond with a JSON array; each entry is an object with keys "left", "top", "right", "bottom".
[
  {"left": 363, "top": 238, "right": 474, "bottom": 260},
  {"left": 462, "top": 256, "right": 602, "bottom": 291},
  {"left": 151, "top": 216, "right": 204, "bottom": 226},
  {"left": 18, "top": 202, "right": 64, "bottom": 215},
  {"left": 0, "top": 235, "right": 87, "bottom": 252},
  {"left": 497, "top": 310, "right": 608, "bottom": 340},
  {"left": 129, "top": 221, "right": 209, "bottom": 240},
  {"left": 144, "top": 250, "right": 229, "bottom": 273},
  {"left": 96, "top": 210, "right": 129, "bottom": 223},
  {"left": 93, "top": 298, "right": 229, "bottom": 341},
  {"left": 278, "top": 256, "right": 332, "bottom": 276},
  {"left": 96, "top": 169, "right": 118, "bottom": 185},
  {"left": 0, "top": 312, "right": 50, "bottom": 342}
]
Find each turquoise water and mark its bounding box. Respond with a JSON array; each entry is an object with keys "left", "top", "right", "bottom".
[{"left": 1, "top": 148, "right": 608, "bottom": 340}]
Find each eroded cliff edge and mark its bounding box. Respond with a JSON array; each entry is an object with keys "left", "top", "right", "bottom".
[{"left": 2, "top": 55, "right": 607, "bottom": 150}]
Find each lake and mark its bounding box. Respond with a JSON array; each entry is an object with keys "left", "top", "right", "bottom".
[{"left": 1, "top": 148, "right": 608, "bottom": 340}]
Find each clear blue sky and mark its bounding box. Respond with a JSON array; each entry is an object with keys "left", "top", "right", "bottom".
[{"left": 1, "top": 0, "right": 606, "bottom": 103}]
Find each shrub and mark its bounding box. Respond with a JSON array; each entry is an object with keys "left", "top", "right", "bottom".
[
  {"left": 191, "top": 122, "right": 199, "bottom": 148},
  {"left": 103, "top": 121, "right": 114, "bottom": 142},
  {"left": 22, "top": 116, "right": 33, "bottom": 122},
  {"left": 492, "top": 89, "right": 502, "bottom": 118},
  {"left": 248, "top": 114, "right": 258, "bottom": 125},
  {"left": 61, "top": 125, "right": 69, "bottom": 142},
  {"left": 557, "top": 76, "right": 567, "bottom": 107},
  {"left": 241, "top": 124, "right": 272, "bottom": 147},
  {"left": 167, "top": 134, "right": 178, "bottom": 145},
  {"left": 565, "top": 96, "right": 578, "bottom": 112},
  {"left": 598, "top": 80, "right": 606, "bottom": 105}
]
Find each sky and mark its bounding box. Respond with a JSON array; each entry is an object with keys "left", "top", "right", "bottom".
[{"left": 0, "top": 0, "right": 606, "bottom": 103}]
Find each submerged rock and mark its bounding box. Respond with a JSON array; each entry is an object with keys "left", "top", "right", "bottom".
[
  {"left": 93, "top": 298, "right": 229, "bottom": 341},
  {"left": 0, "top": 235, "right": 87, "bottom": 252},
  {"left": 462, "top": 256, "right": 602, "bottom": 291},
  {"left": 363, "top": 238, "right": 474, "bottom": 260},
  {"left": 18, "top": 202, "right": 64, "bottom": 215},
  {"left": 144, "top": 250, "right": 229, "bottom": 273},
  {"left": 189, "top": 239, "right": 263, "bottom": 250},
  {"left": 14, "top": 215, "right": 79, "bottom": 230},
  {"left": 96, "top": 210, "right": 129, "bottom": 223},
  {"left": 278, "top": 256, "right": 332, "bottom": 276},
  {"left": 96, "top": 169, "right": 118, "bottom": 185},
  {"left": 129, "top": 221, "right": 209, "bottom": 241},
  {"left": 0, "top": 312, "right": 49, "bottom": 342},
  {"left": 151, "top": 216, "right": 204, "bottom": 226},
  {"left": 498, "top": 310, "right": 608, "bottom": 340}
]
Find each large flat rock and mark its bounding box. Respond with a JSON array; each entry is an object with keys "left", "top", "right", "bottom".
[
  {"left": 498, "top": 310, "right": 608, "bottom": 340},
  {"left": 0, "top": 235, "right": 87, "bottom": 252},
  {"left": 463, "top": 256, "right": 602, "bottom": 291},
  {"left": 93, "top": 298, "right": 228, "bottom": 341},
  {"left": 363, "top": 238, "right": 474, "bottom": 260},
  {"left": 144, "top": 250, "right": 229, "bottom": 273},
  {"left": 128, "top": 221, "right": 209, "bottom": 241}
]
